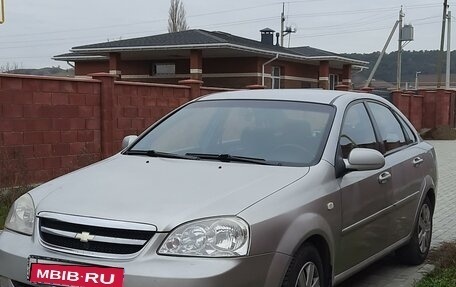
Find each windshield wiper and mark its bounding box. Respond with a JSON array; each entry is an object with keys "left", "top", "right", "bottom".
[
  {"left": 185, "top": 153, "right": 279, "bottom": 166},
  {"left": 125, "top": 150, "right": 199, "bottom": 160}
]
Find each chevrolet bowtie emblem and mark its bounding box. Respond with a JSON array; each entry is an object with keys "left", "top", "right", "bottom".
[{"left": 75, "top": 231, "right": 95, "bottom": 243}]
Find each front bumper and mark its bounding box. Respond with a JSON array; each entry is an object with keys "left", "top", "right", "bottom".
[{"left": 0, "top": 229, "right": 291, "bottom": 287}]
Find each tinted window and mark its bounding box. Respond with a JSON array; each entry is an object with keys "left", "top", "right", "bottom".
[
  {"left": 340, "top": 103, "right": 378, "bottom": 158},
  {"left": 131, "top": 100, "right": 335, "bottom": 166},
  {"left": 367, "top": 102, "right": 407, "bottom": 153},
  {"left": 396, "top": 114, "right": 417, "bottom": 143}
]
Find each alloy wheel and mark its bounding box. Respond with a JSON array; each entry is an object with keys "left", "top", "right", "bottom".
[
  {"left": 418, "top": 203, "right": 432, "bottom": 253},
  {"left": 295, "top": 262, "right": 320, "bottom": 287}
]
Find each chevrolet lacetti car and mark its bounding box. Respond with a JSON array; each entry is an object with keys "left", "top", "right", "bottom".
[{"left": 0, "top": 90, "right": 437, "bottom": 287}]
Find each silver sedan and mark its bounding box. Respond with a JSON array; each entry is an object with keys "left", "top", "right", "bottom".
[{"left": 0, "top": 89, "right": 437, "bottom": 287}]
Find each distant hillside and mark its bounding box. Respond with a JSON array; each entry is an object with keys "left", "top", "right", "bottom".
[
  {"left": 1, "top": 66, "right": 74, "bottom": 77},
  {"left": 342, "top": 50, "right": 456, "bottom": 88}
]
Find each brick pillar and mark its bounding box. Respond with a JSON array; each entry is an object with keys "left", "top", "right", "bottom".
[
  {"left": 435, "top": 89, "right": 451, "bottom": 127},
  {"left": 360, "top": 87, "right": 373, "bottom": 93},
  {"left": 319, "top": 61, "right": 330, "bottom": 90},
  {"left": 410, "top": 94, "right": 424, "bottom": 131},
  {"left": 179, "top": 79, "right": 203, "bottom": 99},
  {"left": 342, "top": 64, "right": 352, "bottom": 87},
  {"left": 190, "top": 49, "right": 203, "bottom": 80},
  {"left": 392, "top": 91, "right": 412, "bottom": 122},
  {"left": 450, "top": 91, "right": 456, "bottom": 128},
  {"left": 109, "top": 52, "right": 122, "bottom": 78},
  {"left": 422, "top": 90, "right": 437, "bottom": 129},
  {"left": 90, "top": 73, "right": 117, "bottom": 158},
  {"left": 335, "top": 84, "right": 349, "bottom": 91},
  {"left": 392, "top": 90, "right": 401, "bottom": 104}
]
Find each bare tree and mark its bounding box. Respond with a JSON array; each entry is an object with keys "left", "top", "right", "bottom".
[
  {"left": 0, "top": 62, "right": 20, "bottom": 73},
  {"left": 168, "top": 0, "right": 189, "bottom": 33}
]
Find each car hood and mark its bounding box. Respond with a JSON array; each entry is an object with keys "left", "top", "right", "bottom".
[{"left": 33, "top": 154, "right": 309, "bottom": 231}]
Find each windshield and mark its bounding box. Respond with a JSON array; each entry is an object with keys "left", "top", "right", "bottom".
[{"left": 128, "top": 100, "right": 335, "bottom": 166}]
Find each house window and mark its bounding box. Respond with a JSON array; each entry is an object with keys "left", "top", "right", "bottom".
[
  {"left": 271, "top": 66, "right": 281, "bottom": 89},
  {"left": 151, "top": 63, "right": 176, "bottom": 76},
  {"left": 329, "top": 74, "right": 339, "bottom": 90}
]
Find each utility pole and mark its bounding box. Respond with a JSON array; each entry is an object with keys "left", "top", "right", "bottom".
[
  {"left": 365, "top": 7, "right": 413, "bottom": 89},
  {"left": 0, "top": 0, "right": 5, "bottom": 24},
  {"left": 280, "top": 3, "right": 285, "bottom": 47},
  {"left": 396, "top": 7, "right": 404, "bottom": 90},
  {"left": 280, "top": 3, "right": 296, "bottom": 47},
  {"left": 446, "top": 10, "right": 452, "bottom": 89},
  {"left": 437, "top": 0, "right": 449, "bottom": 88},
  {"left": 365, "top": 20, "right": 400, "bottom": 88}
]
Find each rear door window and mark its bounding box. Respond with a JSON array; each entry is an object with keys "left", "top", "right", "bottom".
[
  {"left": 396, "top": 114, "right": 417, "bottom": 144},
  {"left": 367, "top": 102, "right": 407, "bottom": 153}
]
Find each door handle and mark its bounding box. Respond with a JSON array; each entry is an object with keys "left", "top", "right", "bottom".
[
  {"left": 378, "top": 171, "right": 392, "bottom": 184},
  {"left": 413, "top": 157, "right": 424, "bottom": 166}
]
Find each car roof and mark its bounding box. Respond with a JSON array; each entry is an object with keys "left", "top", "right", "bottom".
[{"left": 198, "top": 89, "right": 382, "bottom": 105}]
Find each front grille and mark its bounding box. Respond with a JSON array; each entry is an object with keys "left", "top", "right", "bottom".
[{"left": 39, "top": 216, "right": 155, "bottom": 257}]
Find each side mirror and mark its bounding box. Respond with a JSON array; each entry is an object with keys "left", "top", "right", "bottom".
[
  {"left": 122, "top": 135, "right": 138, "bottom": 150},
  {"left": 344, "top": 148, "right": 385, "bottom": 171}
]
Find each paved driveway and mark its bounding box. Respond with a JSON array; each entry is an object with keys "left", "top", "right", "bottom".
[{"left": 337, "top": 140, "right": 456, "bottom": 286}]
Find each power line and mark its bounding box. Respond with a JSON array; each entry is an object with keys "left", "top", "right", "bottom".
[
  {"left": 294, "top": 20, "right": 441, "bottom": 38},
  {"left": 288, "top": 3, "right": 440, "bottom": 19},
  {"left": 0, "top": 2, "right": 440, "bottom": 41},
  {"left": 0, "top": 3, "right": 280, "bottom": 40},
  {"left": 0, "top": 1, "right": 445, "bottom": 62}
]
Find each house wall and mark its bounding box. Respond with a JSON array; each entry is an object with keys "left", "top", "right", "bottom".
[
  {"left": 73, "top": 57, "right": 340, "bottom": 89},
  {"left": 120, "top": 59, "right": 190, "bottom": 75},
  {"left": 75, "top": 61, "right": 109, "bottom": 76},
  {"left": 262, "top": 59, "right": 320, "bottom": 89},
  {"left": 0, "top": 73, "right": 221, "bottom": 187}
]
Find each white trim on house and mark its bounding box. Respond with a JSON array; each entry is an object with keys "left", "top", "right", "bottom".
[
  {"left": 70, "top": 43, "right": 368, "bottom": 66},
  {"left": 121, "top": 74, "right": 191, "bottom": 79},
  {"left": 204, "top": 72, "right": 262, "bottom": 78},
  {"left": 282, "top": 75, "right": 318, "bottom": 83},
  {"left": 109, "top": 70, "right": 122, "bottom": 75},
  {"left": 120, "top": 73, "right": 318, "bottom": 83}
]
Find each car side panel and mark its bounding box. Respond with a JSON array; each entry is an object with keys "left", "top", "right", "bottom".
[
  {"left": 388, "top": 145, "right": 427, "bottom": 242},
  {"left": 335, "top": 166, "right": 392, "bottom": 274}
]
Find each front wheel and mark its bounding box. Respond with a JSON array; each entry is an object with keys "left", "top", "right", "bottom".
[
  {"left": 282, "top": 243, "right": 329, "bottom": 287},
  {"left": 396, "top": 197, "right": 433, "bottom": 265}
]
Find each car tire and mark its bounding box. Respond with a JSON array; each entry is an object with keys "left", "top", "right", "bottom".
[
  {"left": 282, "top": 243, "right": 329, "bottom": 287},
  {"left": 396, "top": 197, "right": 433, "bottom": 265}
]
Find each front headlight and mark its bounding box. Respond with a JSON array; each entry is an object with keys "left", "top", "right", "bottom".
[
  {"left": 5, "top": 193, "right": 36, "bottom": 235},
  {"left": 158, "top": 217, "right": 250, "bottom": 257}
]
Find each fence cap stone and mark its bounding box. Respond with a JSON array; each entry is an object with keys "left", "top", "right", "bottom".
[
  {"left": 178, "top": 79, "right": 203, "bottom": 85},
  {"left": 89, "top": 72, "right": 118, "bottom": 78},
  {"left": 246, "top": 84, "right": 266, "bottom": 90}
]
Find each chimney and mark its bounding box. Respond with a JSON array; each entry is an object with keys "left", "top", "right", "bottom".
[{"left": 260, "top": 28, "right": 275, "bottom": 45}]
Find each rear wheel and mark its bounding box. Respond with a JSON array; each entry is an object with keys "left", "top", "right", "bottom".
[
  {"left": 282, "top": 243, "right": 329, "bottom": 287},
  {"left": 396, "top": 197, "right": 433, "bottom": 265}
]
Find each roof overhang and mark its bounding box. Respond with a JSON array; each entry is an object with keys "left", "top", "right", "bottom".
[
  {"left": 52, "top": 55, "right": 109, "bottom": 61},
  {"left": 64, "top": 43, "right": 368, "bottom": 67}
]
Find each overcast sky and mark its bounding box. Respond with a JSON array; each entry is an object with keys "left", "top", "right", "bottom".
[{"left": 0, "top": 0, "right": 451, "bottom": 68}]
